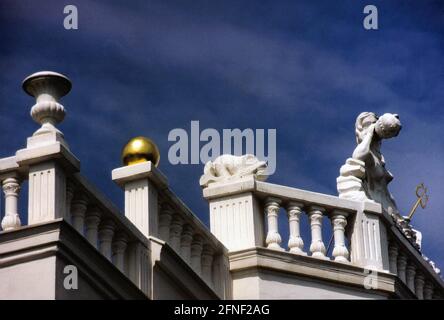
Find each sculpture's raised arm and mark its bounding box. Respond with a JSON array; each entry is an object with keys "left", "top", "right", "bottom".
[{"left": 352, "top": 122, "right": 376, "bottom": 162}]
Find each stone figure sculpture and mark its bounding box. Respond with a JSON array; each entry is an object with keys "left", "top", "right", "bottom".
[
  {"left": 199, "top": 154, "right": 268, "bottom": 187},
  {"left": 337, "top": 112, "right": 403, "bottom": 221}
]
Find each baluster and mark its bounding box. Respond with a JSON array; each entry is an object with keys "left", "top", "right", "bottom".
[
  {"left": 85, "top": 207, "right": 101, "bottom": 248},
  {"left": 406, "top": 262, "right": 416, "bottom": 292},
  {"left": 201, "top": 245, "right": 214, "bottom": 284},
  {"left": 1, "top": 176, "right": 22, "bottom": 231},
  {"left": 287, "top": 202, "right": 305, "bottom": 255},
  {"left": 388, "top": 242, "right": 399, "bottom": 274},
  {"left": 212, "top": 255, "right": 222, "bottom": 295},
  {"left": 65, "top": 181, "right": 75, "bottom": 222},
  {"left": 169, "top": 214, "right": 183, "bottom": 251},
  {"left": 308, "top": 206, "right": 327, "bottom": 259},
  {"left": 191, "top": 234, "right": 203, "bottom": 274},
  {"left": 180, "top": 224, "right": 194, "bottom": 263},
  {"left": 98, "top": 220, "right": 115, "bottom": 261},
  {"left": 397, "top": 252, "right": 407, "bottom": 283},
  {"left": 330, "top": 210, "right": 349, "bottom": 262},
  {"left": 112, "top": 232, "right": 128, "bottom": 272},
  {"left": 415, "top": 272, "right": 425, "bottom": 300},
  {"left": 71, "top": 194, "right": 88, "bottom": 234},
  {"left": 424, "top": 281, "right": 434, "bottom": 300},
  {"left": 158, "top": 204, "right": 173, "bottom": 240},
  {"left": 265, "top": 197, "right": 283, "bottom": 250}
]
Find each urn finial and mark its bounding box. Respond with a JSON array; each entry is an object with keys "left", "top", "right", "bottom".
[{"left": 22, "top": 71, "right": 71, "bottom": 136}]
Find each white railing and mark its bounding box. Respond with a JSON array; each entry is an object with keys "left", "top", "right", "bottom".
[
  {"left": 1, "top": 70, "right": 443, "bottom": 300},
  {"left": 202, "top": 175, "right": 444, "bottom": 299},
  {"left": 112, "top": 161, "right": 230, "bottom": 298},
  {"left": 157, "top": 189, "right": 230, "bottom": 296},
  {"left": 387, "top": 226, "right": 443, "bottom": 299},
  {"left": 67, "top": 173, "right": 151, "bottom": 295},
  {"left": 0, "top": 70, "right": 230, "bottom": 299},
  {"left": 0, "top": 160, "right": 151, "bottom": 296}
]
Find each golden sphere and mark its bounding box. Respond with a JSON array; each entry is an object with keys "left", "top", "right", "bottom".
[{"left": 121, "top": 136, "right": 160, "bottom": 166}]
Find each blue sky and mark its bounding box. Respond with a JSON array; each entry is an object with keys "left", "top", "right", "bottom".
[{"left": 1, "top": 1, "right": 443, "bottom": 270}]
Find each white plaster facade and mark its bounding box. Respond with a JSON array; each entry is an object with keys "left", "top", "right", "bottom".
[{"left": 0, "top": 71, "right": 443, "bottom": 300}]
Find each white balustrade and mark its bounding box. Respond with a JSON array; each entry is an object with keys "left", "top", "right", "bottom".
[
  {"left": 85, "top": 207, "right": 101, "bottom": 248},
  {"left": 1, "top": 176, "right": 22, "bottom": 231},
  {"left": 397, "top": 253, "right": 408, "bottom": 283},
  {"left": 424, "top": 281, "right": 434, "bottom": 300},
  {"left": 169, "top": 214, "right": 184, "bottom": 251},
  {"left": 158, "top": 204, "right": 173, "bottom": 240},
  {"left": 201, "top": 244, "right": 214, "bottom": 284},
  {"left": 265, "top": 197, "right": 283, "bottom": 250},
  {"left": 308, "top": 206, "right": 327, "bottom": 259},
  {"left": 287, "top": 202, "right": 305, "bottom": 255},
  {"left": 406, "top": 263, "right": 416, "bottom": 292},
  {"left": 191, "top": 234, "right": 204, "bottom": 274},
  {"left": 112, "top": 233, "right": 128, "bottom": 272},
  {"left": 99, "top": 220, "right": 115, "bottom": 261},
  {"left": 415, "top": 272, "right": 425, "bottom": 300},
  {"left": 330, "top": 210, "right": 349, "bottom": 263},
  {"left": 180, "top": 224, "right": 194, "bottom": 263},
  {"left": 71, "top": 195, "right": 88, "bottom": 234},
  {"left": 2, "top": 70, "right": 442, "bottom": 300}
]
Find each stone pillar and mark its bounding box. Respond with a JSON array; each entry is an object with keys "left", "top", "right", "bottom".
[
  {"left": 169, "top": 215, "right": 184, "bottom": 251},
  {"left": 71, "top": 195, "right": 88, "bottom": 234},
  {"left": 388, "top": 242, "right": 399, "bottom": 274},
  {"left": 99, "top": 220, "right": 115, "bottom": 261},
  {"left": 112, "top": 161, "right": 168, "bottom": 239},
  {"left": 112, "top": 233, "right": 128, "bottom": 272},
  {"left": 203, "top": 177, "right": 264, "bottom": 252},
  {"left": 397, "top": 253, "right": 408, "bottom": 283},
  {"left": 415, "top": 272, "right": 425, "bottom": 300},
  {"left": 330, "top": 210, "right": 349, "bottom": 263},
  {"left": 406, "top": 263, "right": 416, "bottom": 292},
  {"left": 190, "top": 234, "right": 204, "bottom": 274},
  {"left": 348, "top": 205, "right": 390, "bottom": 272},
  {"left": 85, "top": 207, "right": 101, "bottom": 248},
  {"left": 28, "top": 161, "right": 67, "bottom": 224},
  {"left": 180, "top": 225, "right": 194, "bottom": 263},
  {"left": 424, "top": 281, "right": 434, "bottom": 300},
  {"left": 1, "top": 176, "right": 22, "bottom": 231},
  {"left": 158, "top": 204, "right": 174, "bottom": 241},
  {"left": 287, "top": 202, "right": 305, "bottom": 255},
  {"left": 201, "top": 245, "right": 214, "bottom": 284},
  {"left": 308, "top": 206, "right": 327, "bottom": 259},
  {"left": 265, "top": 197, "right": 283, "bottom": 250}
]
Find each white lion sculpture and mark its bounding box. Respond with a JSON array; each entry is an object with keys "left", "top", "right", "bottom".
[{"left": 199, "top": 154, "right": 268, "bottom": 188}]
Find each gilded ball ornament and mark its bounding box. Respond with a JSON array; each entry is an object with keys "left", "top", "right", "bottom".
[{"left": 121, "top": 136, "right": 160, "bottom": 166}]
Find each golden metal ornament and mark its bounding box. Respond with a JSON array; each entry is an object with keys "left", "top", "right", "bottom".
[
  {"left": 121, "top": 136, "right": 160, "bottom": 167},
  {"left": 406, "top": 183, "right": 429, "bottom": 221}
]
